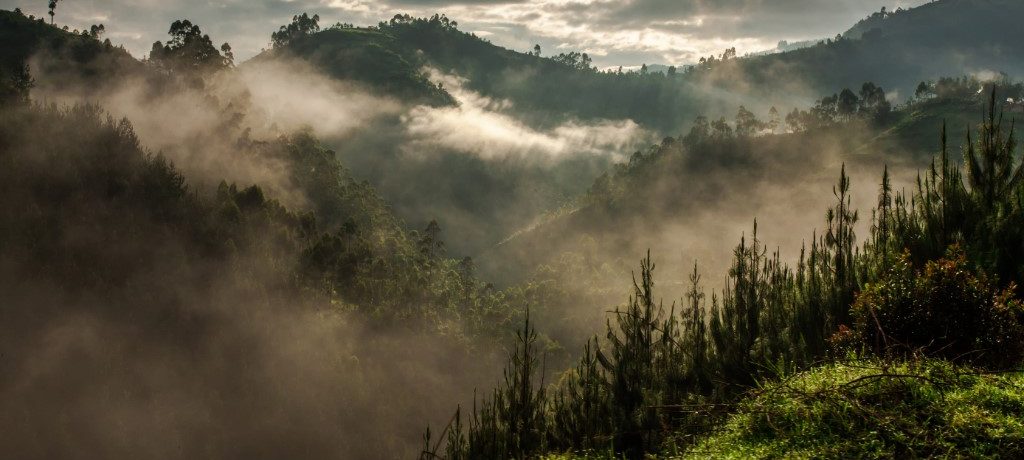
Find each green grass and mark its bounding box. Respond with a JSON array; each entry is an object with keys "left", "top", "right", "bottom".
[
  {"left": 673, "top": 360, "right": 1024, "bottom": 459},
  {"left": 544, "top": 360, "right": 1024, "bottom": 459}
]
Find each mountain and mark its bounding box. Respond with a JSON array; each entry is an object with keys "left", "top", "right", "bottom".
[
  {"left": 7, "top": 4, "right": 1024, "bottom": 460},
  {"left": 232, "top": 2, "right": 1024, "bottom": 274},
  {"left": 261, "top": 1, "right": 1024, "bottom": 137},
  {"left": 692, "top": 0, "right": 1024, "bottom": 104}
]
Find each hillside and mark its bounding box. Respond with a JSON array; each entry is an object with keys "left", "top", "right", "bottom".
[
  {"left": 693, "top": 0, "right": 1024, "bottom": 105},
  {"left": 232, "top": 3, "right": 1024, "bottom": 261},
  {"left": 255, "top": 2, "right": 1024, "bottom": 136},
  {"left": 6, "top": 4, "right": 1024, "bottom": 460},
  {"left": 478, "top": 84, "right": 1004, "bottom": 289},
  {"left": 429, "top": 85, "right": 1024, "bottom": 458},
  {"left": 678, "top": 360, "right": 1024, "bottom": 459},
  {"left": 0, "top": 13, "right": 550, "bottom": 457},
  {"left": 248, "top": 25, "right": 453, "bottom": 106},
  {"left": 0, "top": 9, "right": 143, "bottom": 100}
]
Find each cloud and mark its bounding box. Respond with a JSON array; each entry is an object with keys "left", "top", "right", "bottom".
[
  {"left": 4, "top": 0, "right": 930, "bottom": 67},
  {"left": 401, "top": 69, "right": 653, "bottom": 161},
  {"left": 233, "top": 58, "right": 403, "bottom": 136}
]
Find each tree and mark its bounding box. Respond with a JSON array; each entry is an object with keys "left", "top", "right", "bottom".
[
  {"left": 48, "top": 0, "right": 60, "bottom": 25},
  {"left": 811, "top": 94, "right": 839, "bottom": 125},
  {"left": 89, "top": 24, "right": 106, "bottom": 39},
  {"left": 683, "top": 116, "right": 711, "bottom": 145},
  {"left": 768, "top": 106, "right": 781, "bottom": 133},
  {"left": 419, "top": 220, "right": 445, "bottom": 260},
  {"left": 735, "top": 105, "right": 763, "bottom": 137},
  {"left": 711, "top": 117, "right": 734, "bottom": 139},
  {"left": 0, "top": 65, "right": 33, "bottom": 105},
  {"left": 552, "top": 51, "right": 593, "bottom": 71},
  {"left": 271, "top": 13, "right": 321, "bottom": 48},
  {"left": 837, "top": 88, "right": 860, "bottom": 120},
  {"left": 786, "top": 109, "right": 802, "bottom": 133},
  {"left": 220, "top": 43, "right": 234, "bottom": 66},
  {"left": 915, "top": 81, "right": 934, "bottom": 99},
  {"left": 533, "top": 44, "right": 541, "bottom": 57},
  {"left": 859, "top": 82, "right": 891, "bottom": 121},
  {"left": 150, "top": 20, "right": 231, "bottom": 73}
]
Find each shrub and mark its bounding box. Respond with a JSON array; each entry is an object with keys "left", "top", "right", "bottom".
[{"left": 852, "top": 247, "right": 1024, "bottom": 368}]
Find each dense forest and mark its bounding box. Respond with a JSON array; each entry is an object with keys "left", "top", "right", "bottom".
[{"left": 3, "top": 1, "right": 1024, "bottom": 458}]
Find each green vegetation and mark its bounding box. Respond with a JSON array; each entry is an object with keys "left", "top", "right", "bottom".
[
  {"left": 681, "top": 360, "right": 1024, "bottom": 459},
  {"left": 252, "top": 1, "right": 1024, "bottom": 134},
  {"left": 427, "top": 88, "right": 1024, "bottom": 458},
  {"left": 6, "top": 3, "right": 1024, "bottom": 458},
  {"left": 149, "top": 19, "right": 233, "bottom": 75},
  {"left": 0, "top": 9, "right": 140, "bottom": 98},
  {"left": 691, "top": 0, "right": 1024, "bottom": 108},
  {"left": 254, "top": 14, "right": 453, "bottom": 106}
]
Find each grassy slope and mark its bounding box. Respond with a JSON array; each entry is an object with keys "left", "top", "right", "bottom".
[
  {"left": 677, "top": 360, "right": 1024, "bottom": 459},
  {"left": 544, "top": 360, "right": 1024, "bottom": 459}
]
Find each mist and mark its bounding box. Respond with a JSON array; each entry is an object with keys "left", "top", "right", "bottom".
[
  {"left": 1, "top": 3, "right": 1018, "bottom": 459},
  {"left": 4, "top": 33, "right": 512, "bottom": 459}
]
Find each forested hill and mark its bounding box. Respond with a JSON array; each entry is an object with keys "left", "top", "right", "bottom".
[
  {"left": 0, "top": 12, "right": 544, "bottom": 457},
  {"left": 9, "top": 2, "right": 1021, "bottom": 135},
  {"left": 252, "top": 2, "right": 1024, "bottom": 134},
  {"left": 845, "top": 0, "right": 1019, "bottom": 41},
  {"left": 691, "top": 0, "right": 1024, "bottom": 105},
  {"left": 0, "top": 9, "right": 142, "bottom": 100},
  {"left": 248, "top": 23, "right": 454, "bottom": 106},
  {"left": 250, "top": 14, "right": 703, "bottom": 133}
]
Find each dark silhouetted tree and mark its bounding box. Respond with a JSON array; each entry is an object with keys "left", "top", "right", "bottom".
[
  {"left": 48, "top": 0, "right": 59, "bottom": 24},
  {"left": 735, "top": 105, "right": 763, "bottom": 136},
  {"left": 220, "top": 43, "right": 234, "bottom": 66},
  {"left": 150, "top": 20, "right": 230, "bottom": 73},
  {"left": 837, "top": 88, "right": 859, "bottom": 120},
  {"left": 271, "top": 13, "right": 321, "bottom": 48}
]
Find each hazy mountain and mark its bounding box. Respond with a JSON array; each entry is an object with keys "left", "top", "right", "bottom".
[
  {"left": 692, "top": 0, "right": 1024, "bottom": 104},
  {"left": 5, "top": 3, "right": 1024, "bottom": 459}
]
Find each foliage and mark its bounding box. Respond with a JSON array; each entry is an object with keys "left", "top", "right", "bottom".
[
  {"left": 423, "top": 310, "right": 547, "bottom": 459},
  {"left": 435, "top": 90, "right": 1024, "bottom": 458},
  {"left": 785, "top": 82, "right": 893, "bottom": 132},
  {"left": 0, "top": 63, "right": 32, "bottom": 105},
  {"left": 257, "top": 24, "right": 453, "bottom": 105},
  {"left": 681, "top": 360, "right": 1024, "bottom": 459},
  {"left": 149, "top": 20, "right": 232, "bottom": 75},
  {"left": 0, "top": 9, "right": 141, "bottom": 96},
  {"left": 271, "top": 13, "right": 321, "bottom": 48},
  {"left": 852, "top": 249, "right": 1024, "bottom": 368}
]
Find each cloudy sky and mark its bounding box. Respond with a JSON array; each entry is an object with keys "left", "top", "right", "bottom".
[{"left": 2, "top": 0, "right": 929, "bottom": 67}]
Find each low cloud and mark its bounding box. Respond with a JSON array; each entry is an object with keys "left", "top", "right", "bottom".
[
  {"left": 402, "top": 69, "right": 652, "bottom": 162},
  {"left": 233, "top": 58, "right": 403, "bottom": 136}
]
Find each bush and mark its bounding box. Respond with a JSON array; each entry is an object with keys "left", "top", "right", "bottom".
[{"left": 852, "top": 248, "right": 1024, "bottom": 368}]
